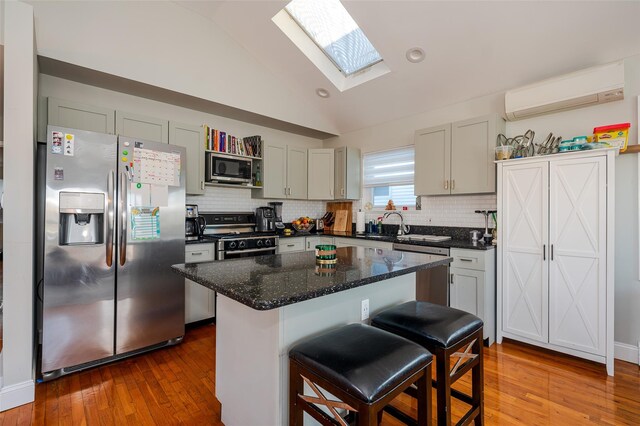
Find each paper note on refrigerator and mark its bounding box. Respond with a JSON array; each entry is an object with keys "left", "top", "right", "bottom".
[
  {"left": 130, "top": 183, "right": 151, "bottom": 206},
  {"left": 133, "top": 148, "right": 181, "bottom": 186},
  {"left": 131, "top": 207, "right": 160, "bottom": 241},
  {"left": 150, "top": 184, "right": 169, "bottom": 207}
]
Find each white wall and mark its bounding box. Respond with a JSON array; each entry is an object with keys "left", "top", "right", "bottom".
[
  {"left": 326, "top": 54, "right": 640, "bottom": 350},
  {"left": 39, "top": 74, "right": 327, "bottom": 220},
  {"left": 29, "top": 0, "right": 337, "bottom": 135},
  {"left": 2, "top": 0, "right": 36, "bottom": 410}
]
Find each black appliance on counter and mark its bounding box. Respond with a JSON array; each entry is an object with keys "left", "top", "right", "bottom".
[
  {"left": 255, "top": 207, "right": 275, "bottom": 232},
  {"left": 268, "top": 201, "right": 286, "bottom": 233},
  {"left": 199, "top": 212, "right": 278, "bottom": 260},
  {"left": 185, "top": 204, "right": 207, "bottom": 241}
]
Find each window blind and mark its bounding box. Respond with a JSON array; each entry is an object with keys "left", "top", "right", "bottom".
[{"left": 363, "top": 147, "right": 415, "bottom": 187}]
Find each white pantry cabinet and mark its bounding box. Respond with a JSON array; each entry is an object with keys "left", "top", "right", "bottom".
[
  {"left": 497, "top": 148, "right": 616, "bottom": 375},
  {"left": 415, "top": 113, "right": 504, "bottom": 196},
  {"left": 185, "top": 244, "right": 216, "bottom": 324},
  {"left": 450, "top": 248, "right": 496, "bottom": 345}
]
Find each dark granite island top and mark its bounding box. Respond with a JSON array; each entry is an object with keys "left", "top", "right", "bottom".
[{"left": 172, "top": 246, "right": 452, "bottom": 311}]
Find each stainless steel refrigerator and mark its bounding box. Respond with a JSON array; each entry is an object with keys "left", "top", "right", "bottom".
[{"left": 38, "top": 125, "right": 186, "bottom": 380}]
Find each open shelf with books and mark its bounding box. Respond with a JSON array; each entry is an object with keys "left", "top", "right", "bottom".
[{"left": 203, "top": 125, "right": 263, "bottom": 159}]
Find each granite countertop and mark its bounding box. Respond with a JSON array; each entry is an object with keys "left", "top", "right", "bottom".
[
  {"left": 172, "top": 247, "right": 452, "bottom": 310},
  {"left": 280, "top": 231, "right": 494, "bottom": 251}
]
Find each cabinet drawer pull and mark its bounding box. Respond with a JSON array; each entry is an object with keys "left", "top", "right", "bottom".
[
  {"left": 444, "top": 180, "right": 449, "bottom": 190},
  {"left": 450, "top": 273, "right": 454, "bottom": 284},
  {"left": 459, "top": 258, "right": 474, "bottom": 262},
  {"left": 451, "top": 180, "right": 455, "bottom": 190},
  {"left": 551, "top": 244, "right": 554, "bottom": 261},
  {"left": 190, "top": 252, "right": 203, "bottom": 256},
  {"left": 287, "top": 244, "right": 295, "bottom": 247},
  {"left": 543, "top": 244, "right": 546, "bottom": 261}
]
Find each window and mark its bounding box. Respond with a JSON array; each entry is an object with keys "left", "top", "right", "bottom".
[
  {"left": 285, "top": 0, "right": 383, "bottom": 76},
  {"left": 273, "top": 0, "right": 390, "bottom": 91},
  {"left": 363, "top": 147, "right": 415, "bottom": 208}
]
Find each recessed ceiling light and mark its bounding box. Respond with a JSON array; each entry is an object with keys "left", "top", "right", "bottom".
[
  {"left": 316, "top": 88, "right": 330, "bottom": 98},
  {"left": 406, "top": 47, "right": 425, "bottom": 63}
]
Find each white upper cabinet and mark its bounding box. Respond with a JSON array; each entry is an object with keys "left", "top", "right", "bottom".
[
  {"left": 256, "top": 142, "right": 307, "bottom": 199},
  {"left": 414, "top": 124, "right": 451, "bottom": 196},
  {"left": 334, "top": 147, "right": 361, "bottom": 200},
  {"left": 308, "top": 149, "right": 334, "bottom": 200},
  {"left": 46, "top": 97, "right": 115, "bottom": 135},
  {"left": 116, "top": 111, "right": 169, "bottom": 143},
  {"left": 169, "top": 122, "right": 205, "bottom": 195},
  {"left": 415, "top": 113, "right": 504, "bottom": 196}
]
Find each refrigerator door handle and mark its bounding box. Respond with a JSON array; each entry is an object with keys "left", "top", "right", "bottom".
[
  {"left": 119, "top": 172, "right": 128, "bottom": 266},
  {"left": 106, "top": 170, "right": 115, "bottom": 267}
]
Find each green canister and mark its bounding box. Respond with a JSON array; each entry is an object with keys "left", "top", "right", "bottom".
[{"left": 315, "top": 244, "right": 337, "bottom": 264}]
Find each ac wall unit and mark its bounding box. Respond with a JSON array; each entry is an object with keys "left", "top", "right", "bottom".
[{"left": 505, "top": 61, "right": 624, "bottom": 121}]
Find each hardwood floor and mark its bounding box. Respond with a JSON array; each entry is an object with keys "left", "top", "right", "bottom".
[{"left": 0, "top": 323, "right": 637, "bottom": 425}]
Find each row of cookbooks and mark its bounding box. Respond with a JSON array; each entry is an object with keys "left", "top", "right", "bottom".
[{"left": 203, "top": 125, "right": 262, "bottom": 158}]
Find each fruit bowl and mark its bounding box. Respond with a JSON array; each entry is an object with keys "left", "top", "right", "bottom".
[{"left": 291, "top": 217, "right": 315, "bottom": 233}]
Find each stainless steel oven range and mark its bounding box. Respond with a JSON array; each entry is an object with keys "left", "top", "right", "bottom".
[{"left": 199, "top": 212, "right": 279, "bottom": 260}]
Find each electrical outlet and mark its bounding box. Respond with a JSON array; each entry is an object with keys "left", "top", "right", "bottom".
[{"left": 361, "top": 299, "right": 370, "bottom": 321}]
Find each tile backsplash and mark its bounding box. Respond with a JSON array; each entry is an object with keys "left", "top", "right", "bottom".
[
  {"left": 188, "top": 187, "right": 496, "bottom": 230},
  {"left": 352, "top": 194, "right": 497, "bottom": 229},
  {"left": 187, "top": 186, "right": 326, "bottom": 221}
]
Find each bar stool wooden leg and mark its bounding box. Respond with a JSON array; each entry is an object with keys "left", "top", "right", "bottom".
[
  {"left": 289, "top": 359, "right": 304, "bottom": 426},
  {"left": 416, "top": 367, "right": 432, "bottom": 425},
  {"left": 436, "top": 346, "right": 452, "bottom": 426},
  {"left": 472, "top": 334, "right": 484, "bottom": 426}
]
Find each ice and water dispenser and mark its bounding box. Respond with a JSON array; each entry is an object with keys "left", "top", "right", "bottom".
[{"left": 59, "top": 192, "right": 105, "bottom": 245}]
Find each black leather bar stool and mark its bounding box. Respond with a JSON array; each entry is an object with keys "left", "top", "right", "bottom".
[
  {"left": 289, "top": 323, "right": 432, "bottom": 426},
  {"left": 371, "top": 301, "right": 484, "bottom": 426}
]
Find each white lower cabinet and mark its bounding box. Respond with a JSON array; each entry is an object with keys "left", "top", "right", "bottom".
[
  {"left": 185, "top": 244, "right": 216, "bottom": 324},
  {"left": 278, "top": 238, "right": 306, "bottom": 253},
  {"left": 305, "top": 236, "right": 335, "bottom": 251},
  {"left": 497, "top": 149, "right": 615, "bottom": 375},
  {"left": 450, "top": 248, "right": 496, "bottom": 345},
  {"left": 278, "top": 236, "right": 335, "bottom": 253}
]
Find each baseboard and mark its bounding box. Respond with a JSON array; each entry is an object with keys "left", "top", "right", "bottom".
[
  {"left": 614, "top": 341, "right": 639, "bottom": 365},
  {"left": 0, "top": 380, "right": 35, "bottom": 411}
]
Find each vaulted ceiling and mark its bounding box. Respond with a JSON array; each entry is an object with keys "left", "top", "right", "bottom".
[
  {"left": 23, "top": 1, "right": 640, "bottom": 137},
  {"left": 175, "top": 1, "right": 640, "bottom": 134}
]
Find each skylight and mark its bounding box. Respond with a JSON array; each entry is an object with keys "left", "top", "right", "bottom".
[{"left": 284, "top": 0, "right": 383, "bottom": 76}]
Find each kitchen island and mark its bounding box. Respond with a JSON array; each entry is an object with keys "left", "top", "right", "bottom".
[{"left": 172, "top": 246, "right": 451, "bottom": 425}]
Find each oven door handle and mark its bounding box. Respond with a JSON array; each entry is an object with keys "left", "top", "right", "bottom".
[{"left": 223, "top": 247, "right": 276, "bottom": 255}]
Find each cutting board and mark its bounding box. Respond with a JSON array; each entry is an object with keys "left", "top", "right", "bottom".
[
  {"left": 333, "top": 210, "right": 349, "bottom": 232},
  {"left": 325, "top": 201, "right": 353, "bottom": 233}
]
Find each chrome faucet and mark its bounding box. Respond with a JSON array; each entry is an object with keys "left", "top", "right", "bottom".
[{"left": 383, "top": 211, "right": 410, "bottom": 236}]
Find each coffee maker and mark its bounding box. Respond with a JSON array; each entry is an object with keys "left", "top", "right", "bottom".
[
  {"left": 255, "top": 207, "right": 275, "bottom": 232},
  {"left": 268, "top": 202, "right": 285, "bottom": 233},
  {"left": 185, "top": 204, "right": 206, "bottom": 241}
]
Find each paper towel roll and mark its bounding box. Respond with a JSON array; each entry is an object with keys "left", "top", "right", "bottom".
[{"left": 356, "top": 211, "right": 366, "bottom": 233}]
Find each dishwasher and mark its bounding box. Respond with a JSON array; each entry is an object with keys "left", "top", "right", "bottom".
[{"left": 392, "top": 243, "right": 450, "bottom": 306}]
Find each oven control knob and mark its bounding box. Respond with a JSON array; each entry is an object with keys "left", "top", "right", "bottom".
[
  {"left": 265, "top": 239, "right": 273, "bottom": 247},
  {"left": 228, "top": 241, "right": 237, "bottom": 249},
  {"left": 238, "top": 241, "right": 247, "bottom": 249},
  {"left": 256, "top": 240, "right": 263, "bottom": 247}
]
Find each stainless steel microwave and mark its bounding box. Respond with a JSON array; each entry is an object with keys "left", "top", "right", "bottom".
[{"left": 205, "top": 152, "right": 252, "bottom": 184}]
